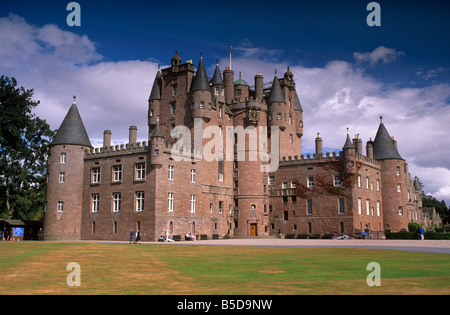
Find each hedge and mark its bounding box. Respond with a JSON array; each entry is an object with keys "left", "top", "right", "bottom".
[{"left": 385, "top": 231, "right": 450, "bottom": 240}]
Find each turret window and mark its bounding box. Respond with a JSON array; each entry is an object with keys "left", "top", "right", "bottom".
[
  {"left": 59, "top": 172, "right": 65, "bottom": 183},
  {"left": 60, "top": 153, "right": 66, "bottom": 164},
  {"left": 57, "top": 201, "right": 64, "bottom": 212},
  {"left": 215, "top": 87, "right": 220, "bottom": 96},
  {"left": 199, "top": 101, "right": 205, "bottom": 109}
]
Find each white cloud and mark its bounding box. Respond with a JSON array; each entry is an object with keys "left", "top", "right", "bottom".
[
  {"left": 0, "top": 14, "right": 159, "bottom": 146},
  {"left": 353, "top": 46, "right": 405, "bottom": 66}
]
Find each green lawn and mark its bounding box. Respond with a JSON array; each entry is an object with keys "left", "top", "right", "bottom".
[{"left": 0, "top": 242, "right": 449, "bottom": 295}]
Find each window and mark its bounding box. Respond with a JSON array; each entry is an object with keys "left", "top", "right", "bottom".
[
  {"left": 113, "top": 166, "right": 122, "bottom": 183},
  {"left": 357, "top": 175, "right": 362, "bottom": 188},
  {"left": 92, "top": 168, "right": 100, "bottom": 184},
  {"left": 376, "top": 179, "right": 380, "bottom": 191},
  {"left": 136, "top": 192, "right": 144, "bottom": 212},
  {"left": 397, "top": 184, "right": 401, "bottom": 192},
  {"left": 284, "top": 211, "right": 289, "bottom": 221},
  {"left": 136, "top": 164, "right": 145, "bottom": 181},
  {"left": 171, "top": 103, "right": 176, "bottom": 115},
  {"left": 219, "top": 201, "right": 223, "bottom": 214},
  {"left": 338, "top": 198, "right": 345, "bottom": 214},
  {"left": 57, "top": 201, "right": 64, "bottom": 212},
  {"left": 237, "top": 89, "right": 241, "bottom": 96},
  {"left": 307, "top": 176, "right": 314, "bottom": 188},
  {"left": 282, "top": 182, "right": 288, "bottom": 189},
  {"left": 396, "top": 166, "right": 400, "bottom": 176},
  {"left": 190, "top": 169, "right": 196, "bottom": 183},
  {"left": 277, "top": 113, "right": 282, "bottom": 120},
  {"left": 366, "top": 199, "right": 370, "bottom": 215},
  {"left": 268, "top": 175, "right": 275, "bottom": 185},
  {"left": 215, "top": 87, "right": 220, "bottom": 96},
  {"left": 218, "top": 160, "right": 224, "bottom": 181},
  {"left": 113, "top": 193, "right": 121, "bottom": 212},
  {"left": 289, "top": 134, "right": 293, "bottom": 144},
  {"left": 173, "top": 85, "right": 178, "bottom": 96},
  {"left": 190, "top": 195, "right": 196, "bottom": 213},
  {"left": 358, "top": 198, "right": 362, "bottom": 214},
  {"left": 210, "top": 203, "right": 213, "bottom": 213},
  {"left": 92, "top": 194, "right": 99, "bottom": 213},
  {"left": 168, "top": 165, "right": 174, "bottom": 180},
  {"left": 150, "top": 109, "right": 154, "bottom": 117},
  {"left": 59, "top": 172, "right": 65, "bottom": 183},
  {"left": 291, "top": 181, "right": 297, "bottom": 188},
  {"left": 334, "top": 175, "right": 341, "bottom": 186},
  {"left": 168, "top": 193, "right": 174, "bottom": 212},
  {"left": 366, "top": 176, "right": 369, "bottom": 190},
  {"left": 307, "top": 199, "right": 313, "bottom": 215},
  {"left": 377, "top": 201, "right": 380, "bottom": 216},
  {"left": 398, "top": 206, "right": 403, "bottom": 216},
  {"left": 199, "top": 101, "right": 205, "bottom": 109},
  {"left": 60, "top": 153, "right": 66, "bottom": 164}
]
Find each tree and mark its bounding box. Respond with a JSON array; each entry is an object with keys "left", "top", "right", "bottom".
[
  {"left": 422, "top": 195, "right": 449, "bottom": 225},
  {"left": 0, "top": 76, "right": 54, "bottom": 220}
]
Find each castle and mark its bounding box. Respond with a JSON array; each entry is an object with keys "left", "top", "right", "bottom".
[{"left": 43, "top": 51, "right": 423, "bottom": 241}]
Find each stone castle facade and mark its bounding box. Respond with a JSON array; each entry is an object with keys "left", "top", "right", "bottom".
[{"left": 43, "top": 51, "right": 423, "bottom": 241}]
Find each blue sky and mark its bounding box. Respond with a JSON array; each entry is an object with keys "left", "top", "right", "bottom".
[{"left": 1, "top": 0, "right": 450, "bottom": 204}]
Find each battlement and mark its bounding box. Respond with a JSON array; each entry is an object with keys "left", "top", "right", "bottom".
[
  {"left": 279, "top": 151, "right": 382, "bottom": 167},
  {"left": 84, "top": 141, "right": 148, "bottom": 159}
]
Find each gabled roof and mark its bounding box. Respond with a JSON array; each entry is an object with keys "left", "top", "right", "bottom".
[
  {"left": 372, "top": 121, "right": 403, "bottom": 160},
  {"left": 268, "top": 73, "right": 285, "bottom": 104},
  {"left": 51, "top": 101, "right": 92, "bottom": 148},
  {"left": 148, "top": 69, "right": 161, "bottom": 101},
  {"left": 191, "top": 54, "right": 210, "bottom": 92},
  {"left": 210, "top": 60, "right": 224, "bottom": 86}
]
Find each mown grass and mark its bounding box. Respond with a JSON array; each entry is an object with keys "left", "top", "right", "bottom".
[{"left": 0, "top": 242, "right": 448, "bottom": 295}]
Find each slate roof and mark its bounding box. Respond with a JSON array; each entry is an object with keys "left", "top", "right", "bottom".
[
  {"left": 342, "top": 133, "right": 354, "bottom": 149},
  {"left": 149, "top": 69, "right": 161, "bottom": 101},
  {"left": 191, "top": 54, "right": 210, "bottom": 92},
  {"left": 51, "top": 102, "right": 92, "bottom": 148},
  {"left": 372, "top": 122, "right": 403, "bottom": 160},
  {"left": 210, "top": 60, "right": 224, "bottom": 86},
  {"left": 293, "top": 90, "right": 303, "bottom": 111},
  {"left": 268, "top": 74, "right": 285, "bottom": 104}
]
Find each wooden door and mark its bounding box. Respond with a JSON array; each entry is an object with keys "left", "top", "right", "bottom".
[{"left": 250, "top": 223, "right": 257, "bottom": 236}]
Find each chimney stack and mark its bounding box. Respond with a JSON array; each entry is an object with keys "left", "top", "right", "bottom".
[
  {"left": 315, "top": 133, "right": 323, "bottom": 156},
  {"left": 129, "top": 126, "right": 137, "bottom": 145},
  {"left": 103, "top": 130, "right": 111, "bottom": 147}
]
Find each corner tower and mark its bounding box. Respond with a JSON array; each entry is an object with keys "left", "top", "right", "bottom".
[
  {"left": 44, "top": 96, "right": 92, "bottom": 240},
  {"left": 372, "top": 117, "right": 408, "bottom": 232}
]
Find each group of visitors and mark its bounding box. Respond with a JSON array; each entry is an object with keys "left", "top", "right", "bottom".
[{"left": 129, "top": 229, "right": 141, "bottom": 244}]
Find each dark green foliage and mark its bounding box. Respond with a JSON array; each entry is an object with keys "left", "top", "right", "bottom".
[{"left": 0, "top": 76, "right": 54, "bottom": 220}]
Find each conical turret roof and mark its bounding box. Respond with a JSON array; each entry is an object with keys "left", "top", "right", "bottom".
[
  {"left": 51, "top": 98, "right": 92, "bottom": 148},
  {"left": 148, "top": 68, "right": 161, "bottom": 101},
  {"left": 293, "top": 90, "right": 303, "bottom": 111},
  {"left": 268, "top": 72, "right": 285, "bottom": 104},
  {"left": 372, "top": 119, "right": 403, "bottom": 160},
  {"left": 342, "top": 133, "right": 354, "bottom": 150},
  {"left": 211, "top": 59, "right": 224, "bottom": 86},
  {"left": 191, "top": 54, "right": 210, "bottom": 92}
]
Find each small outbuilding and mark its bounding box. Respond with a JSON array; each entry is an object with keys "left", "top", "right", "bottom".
[{"left": 0, "top": 219, "right": 43, "bottom": 241}]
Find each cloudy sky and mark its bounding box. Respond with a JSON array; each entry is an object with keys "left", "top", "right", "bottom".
[{"left": 1, "top": 0, "right": 450, "bottom": 204}]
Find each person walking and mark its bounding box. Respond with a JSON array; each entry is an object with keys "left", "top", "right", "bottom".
[
  {"left": 136, "top": 230, "right": 141, "bottom": 244},
  {"left": 130, "top": 229, "right": 135, "bottom": 244},
  {"left": 419, "top": 227, "right": 425, "bottom": 240}
]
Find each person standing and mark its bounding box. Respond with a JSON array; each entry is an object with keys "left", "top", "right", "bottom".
[
  {"left": 130, "top": 229, "right": 135, "bottom": 244},
  {"left": 38, "top": 228, "right": 43, "bottom": 241}
]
